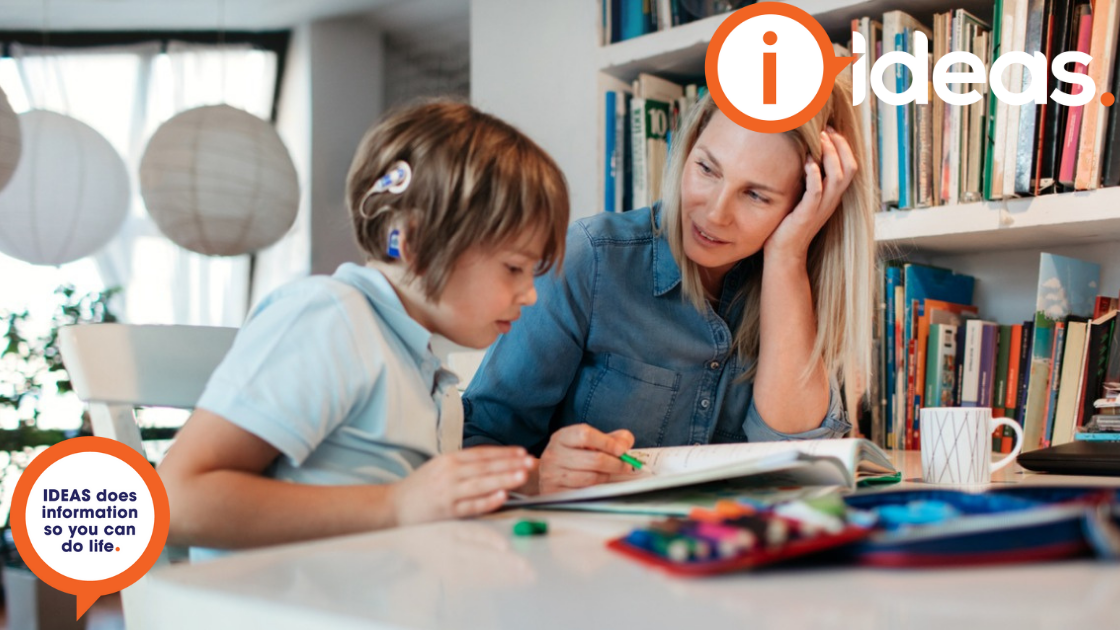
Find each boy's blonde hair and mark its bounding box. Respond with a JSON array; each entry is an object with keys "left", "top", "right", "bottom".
[
  {"left": 658, "top": 78, "right": 876, "bottom": 390},
  {"left": 347, "top": 99, "right": 569, "bottom": 299}
]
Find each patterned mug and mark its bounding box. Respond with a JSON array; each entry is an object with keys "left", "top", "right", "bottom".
[{"left": 919, "top": 407, "right": 1023, "bottom": 485}]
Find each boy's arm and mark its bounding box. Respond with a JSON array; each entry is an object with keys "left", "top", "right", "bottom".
[{"left": 159, "top": 409, "right": 530, "bottom": 549}]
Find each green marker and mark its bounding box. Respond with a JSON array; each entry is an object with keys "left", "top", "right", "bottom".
[
  {"left": 619, "top": 453, "right": 644, "bottom": 470},
  {"left": 512, "top": 520, "right": 548, "bottom": 536}
]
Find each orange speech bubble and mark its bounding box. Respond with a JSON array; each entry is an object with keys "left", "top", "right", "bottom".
[
  {"left": 706, "top": 2, "right": 853, "bottom": 133},
  {"left": 9, "top": 436, "right": 169, "bottom": 620}
]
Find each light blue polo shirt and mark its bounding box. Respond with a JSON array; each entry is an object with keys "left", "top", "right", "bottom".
[{"left": 197, "top": 263, "right": 463, "bottom": 487}]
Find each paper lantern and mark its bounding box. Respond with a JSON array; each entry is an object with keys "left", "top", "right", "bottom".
[
  {"left": 0, "top": 86, "right": 21, "bottom": 192},
  {"left": 0, "top": 110, "right": 129, "bottom": 265},
  {"left": 139, "top": 104, "right": 299, "bottom": 257}
]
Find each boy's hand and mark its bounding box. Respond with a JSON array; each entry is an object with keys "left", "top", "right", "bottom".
[
  {"left": 537, "top": 424, "right": 635, "bottom": 495},
  {"left": 391, "top": 446, "right": 533, "bottom": 526}
]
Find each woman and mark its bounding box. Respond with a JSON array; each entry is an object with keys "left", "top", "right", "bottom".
[{"left": 463, "top": 77, "right": 876, "bottom": 495}]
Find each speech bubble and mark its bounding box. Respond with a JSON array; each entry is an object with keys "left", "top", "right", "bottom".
[
  {"left": 706, "top": 2, "right": 854, "bottom": 133},
  {"left": 9, "top": 436, "right": 169, "bottom": 620}
]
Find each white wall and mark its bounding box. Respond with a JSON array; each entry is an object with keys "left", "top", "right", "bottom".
[
  {"left": 471, "top": 0, "right": 601, "bottom": 221},
  {"left": 307, "top": 17, "right": 386, "bottom": 275}
]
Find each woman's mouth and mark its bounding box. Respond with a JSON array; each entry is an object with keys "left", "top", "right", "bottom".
[{"left": 692, "top": 222, "right": 729, "bottom": 246}]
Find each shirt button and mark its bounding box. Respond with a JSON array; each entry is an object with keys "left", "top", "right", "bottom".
[
  {"left": 700, "top": 399, "right": 710, "bottom": 409},
  {"left": 709, "top": 361, "right": 720, "bottom": 370}
]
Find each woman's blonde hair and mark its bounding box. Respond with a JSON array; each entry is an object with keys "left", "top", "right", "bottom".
[
  {"left": 658, "top": 77, "right": 876, "bottom": 390},
  {"left": 346, "top": 99, "right": 569, "bottom": 299}
]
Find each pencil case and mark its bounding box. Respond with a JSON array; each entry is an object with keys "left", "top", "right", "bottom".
[
  {"left": 606, "top": 498, "right": 874, "bottom": 577},
  {"left": 842, "top": 488, "right": 1120, "bottom": 567}
]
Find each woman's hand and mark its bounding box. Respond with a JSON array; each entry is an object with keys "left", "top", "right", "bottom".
[
  {"left": 537, "top": 424, "right": 636, "bottom": 495},
  {"left": 391, "top": 446, "right": 534, "bottom": 526},
  {"left": 763, "top": 127, "right": 858, "bottom": 262}
]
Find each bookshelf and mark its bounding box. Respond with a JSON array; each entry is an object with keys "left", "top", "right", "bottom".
[{"left": 877, "top": 186, "right": 1120, "bottom": 254}]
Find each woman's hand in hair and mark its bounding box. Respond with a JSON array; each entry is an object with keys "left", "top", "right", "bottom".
[
  {"left": 537, "top": 424, "right": 636, "bottom": 495},
  {"left": 763, "top": 126, "right": 857, "bottom": 263}
]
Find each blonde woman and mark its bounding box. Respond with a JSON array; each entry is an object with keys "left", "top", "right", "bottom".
[{"left": 464, "top": 79, "right": 875, "bottom": 496}]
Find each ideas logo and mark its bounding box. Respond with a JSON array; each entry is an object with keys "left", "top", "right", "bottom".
[{"left": 707, "top": 3, "right": 1115, "bottom": 134}]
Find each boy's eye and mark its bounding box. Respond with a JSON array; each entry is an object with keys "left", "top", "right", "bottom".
[{"left": 506, "top": 264, "right": 524, "bottom": 275}]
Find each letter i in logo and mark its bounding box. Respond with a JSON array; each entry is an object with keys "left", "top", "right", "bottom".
[{"left": 763, "top": 31, "right": 777, "bottom": 105}]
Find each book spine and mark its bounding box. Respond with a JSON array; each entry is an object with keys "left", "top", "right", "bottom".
[
  {"left": 961, "top": 320, "right": 983, "bottom": 406},
  {"left": 604, "top": 91, "right": 617, "bottom": 213},
  {"left": 1016, "top": 320, "right": 1035, "bottom": 424},
  {"left": 1059, "top": 10, "right": 1093, "bottom": 187},
  {"left": 1015, "top": 0, "right": 1047, "bottom": 194},
  {"left": 979, "top": 322, "right": 997, "bottom": 408},
  {"left": 897, "top": 30, "right": 911, "bottom": 209},
  {"left": 1006, "top": 323, "right": 1024, "bottom": 412},
  {"left": 994, "top": 324, "right": 1013, "bottom": 414},
  {"left": 1042, "top": 322, "right": 1066, "bottom": 447},
  {"left": 630, "top": 98, "right": 648, "bottom": 209}
]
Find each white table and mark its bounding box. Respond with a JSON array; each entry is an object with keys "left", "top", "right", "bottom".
[{"left": 137, "top": 453, "right": 1120, "bottom": 630}]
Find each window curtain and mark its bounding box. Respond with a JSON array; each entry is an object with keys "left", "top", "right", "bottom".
[{"left": 8, "top": 40, "right": 301, "bottom": 326}]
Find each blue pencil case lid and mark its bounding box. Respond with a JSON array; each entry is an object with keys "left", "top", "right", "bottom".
[{"left": 843, "top": 488, "right": 1120, "bottom": 567}]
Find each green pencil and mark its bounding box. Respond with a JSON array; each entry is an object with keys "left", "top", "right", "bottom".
[{"left": 619, "top": 453, "right": 644, "bottom": 470}]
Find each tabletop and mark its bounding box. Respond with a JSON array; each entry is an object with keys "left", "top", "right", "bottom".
[{"left": 135, "top": 452, "right": 1120, "bottom": 630}]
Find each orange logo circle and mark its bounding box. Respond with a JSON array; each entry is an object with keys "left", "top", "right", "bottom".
[
  {"left": 9, "top": 437, "right": 170, "bottom": 620},
  {"left": 705, "top": 3, "right": 853, "bottom": 133}
]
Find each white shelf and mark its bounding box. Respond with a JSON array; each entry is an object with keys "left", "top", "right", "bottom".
[
  {"left": 595, "top": 0, "right": 995, "bottom": 82},
  {"left": 875, "top": 187, "right": 1120, "bottom": 254}
]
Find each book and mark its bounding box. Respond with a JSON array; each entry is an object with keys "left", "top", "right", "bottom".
[
  {"left": 1074, "top": 0, "right": 1120, "bottom": 189},
  {"left": 506, "top": 439, "right": 897, "bottom": 509},
  {"left": 1042, "top": 320, "right": 1067, "bottom": 447},
  {"left": 1104, "top": 10, "right": 1120, "bottom": 188},
  {"left": 1058, "top": 6, "right": 1093, "bottom": 188},
  {"left": 881, "top": 11, "right": 930, "bottom": 208},
  {"left": 1002, "top": 0, "right": 1030, "bottom": 199},
  {"left": 926, "top": 323, "right": 958, "bottom": 407},
  {"left": 1014, "top": 0, "right": 1048, "bottom": 195},
  {"left": 1035, "top": 0, "right": 1076, "bottom": 194},
  {"left": 1052, "top": 319, "right": 1089, "bottom": 445}
]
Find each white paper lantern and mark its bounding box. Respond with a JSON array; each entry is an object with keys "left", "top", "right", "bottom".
[
  {"left": 139, "top": 104, "right": 299, "bottom": 257},
  {"left": 0, "top": 86, "right": 21, "bottom": 192},
  {"left": 0, "top": 110, "right": 129, "bottom": 266}
]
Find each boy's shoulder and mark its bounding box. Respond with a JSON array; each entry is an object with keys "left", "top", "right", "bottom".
[
  {"left": 573, "top": 205, "right": 658, "bottom": 246},
  {"left": 250, "top": 274, "right": 371, "bottom": 324}
]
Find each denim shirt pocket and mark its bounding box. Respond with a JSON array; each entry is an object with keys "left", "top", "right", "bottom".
[{"left": 574, "top": 352, "right": 681, "bottom": 448}]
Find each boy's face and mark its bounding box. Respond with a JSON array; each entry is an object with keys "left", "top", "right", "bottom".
[
  {"left": 429, "top": 231, "right": 547, "bottom": 349},
  {"left": 679, "top": 111, "right": 803, "bottom": 278}
]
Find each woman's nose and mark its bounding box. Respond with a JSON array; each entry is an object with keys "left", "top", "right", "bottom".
[{"left": 706, "top": 189, "right": 735, "bottom": 226}]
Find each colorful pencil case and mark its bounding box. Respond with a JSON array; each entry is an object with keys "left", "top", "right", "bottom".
[
  {"left": 842, "top": 488, "right": 1120, "bottom": 567},
  {"left": 606, "top": 498, "right": 874, "bottom": 577}
]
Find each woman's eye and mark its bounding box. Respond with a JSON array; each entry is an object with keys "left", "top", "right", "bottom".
[
  {"left": 696, "top": 160, "right": 713, "bottom": 175},
  {"left": 747, "top": 190, "right": 769, "bottom": 203}
]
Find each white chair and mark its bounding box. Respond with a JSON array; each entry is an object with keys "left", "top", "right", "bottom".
[
  {"left": 58, "top": 323, "right": 237, "bottom": 457},
  {"left": 58, "top": 323, "right": 237, "bottom": 629}
]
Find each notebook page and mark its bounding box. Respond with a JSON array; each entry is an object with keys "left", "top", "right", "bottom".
[{"left": 627, "top": 439, "right": 864, "bottom": 477}]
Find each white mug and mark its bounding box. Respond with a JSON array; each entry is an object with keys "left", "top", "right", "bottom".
[{"left": 919, "top": 407, "right": 1023, "bottom": 485}]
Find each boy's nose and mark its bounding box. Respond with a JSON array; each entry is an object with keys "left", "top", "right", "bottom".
[{"left": 520, "top": 284, "right": 538, "bottom": 307}]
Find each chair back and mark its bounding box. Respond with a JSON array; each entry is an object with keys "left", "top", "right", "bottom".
[{"left": 59, "top": 324, "right": 237, "bottom": 455}]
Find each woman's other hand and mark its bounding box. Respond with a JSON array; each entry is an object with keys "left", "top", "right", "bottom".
[{"left": 764, "top": 126, "right": 857, "bottom": 262}]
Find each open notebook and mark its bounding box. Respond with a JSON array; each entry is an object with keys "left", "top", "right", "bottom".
[{"left": 506, "top": 438, "right": 896, "bottom": 508}]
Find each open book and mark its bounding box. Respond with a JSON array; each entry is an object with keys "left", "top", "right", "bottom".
[{"left": 506, "top": 438, "right": 896, "bottom": 508}]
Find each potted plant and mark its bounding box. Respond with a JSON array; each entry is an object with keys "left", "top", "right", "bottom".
[{"left": 0, "top": 285, "right": 118, "bottom": 630}]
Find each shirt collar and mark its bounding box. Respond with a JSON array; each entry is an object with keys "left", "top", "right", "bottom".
[
  {"left": 651, "top": 203, "right": 682, "bottom": 297},
  {"left": 332, "top": 262, "right": 435, "bottom": 364}
]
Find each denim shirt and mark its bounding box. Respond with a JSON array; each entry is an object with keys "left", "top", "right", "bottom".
[{"left": 462, "top": 206, "right": 850, "bottom": 455}]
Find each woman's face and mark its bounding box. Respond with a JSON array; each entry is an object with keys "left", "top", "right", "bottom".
[{"left": 679, "top": 111, "right": 805, "bottom": 277}]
